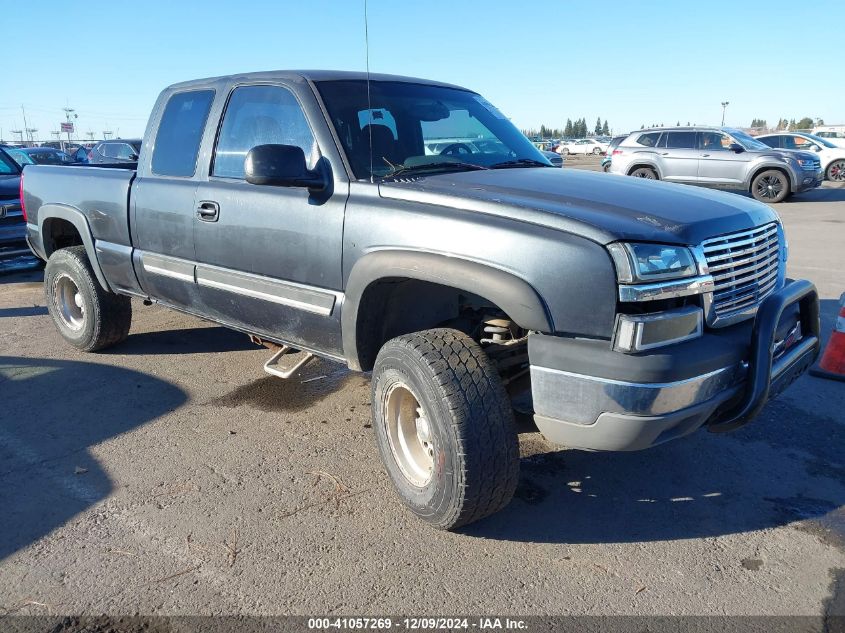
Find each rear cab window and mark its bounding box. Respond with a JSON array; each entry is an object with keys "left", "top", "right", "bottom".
[{"left": 151, "top": 89, "right": 215, "bottom": 177}]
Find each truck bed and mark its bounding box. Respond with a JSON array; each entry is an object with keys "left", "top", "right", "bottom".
[{"left": 24, "top": 164, "right": 136, "bottom": 251}]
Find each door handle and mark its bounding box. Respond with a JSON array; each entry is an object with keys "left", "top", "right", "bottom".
[
  {"left": 661, "top": 152, "right": 669, "bottom": 156},
  {"left": 196, "top": 200, "right": 220, "bottom": 222},
  {"left": 702, "top": 154, "right": 710, "bottom": 157}
]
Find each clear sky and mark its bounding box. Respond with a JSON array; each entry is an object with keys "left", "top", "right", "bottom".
[{"left": 2, "top": 0, "right": 841, "bottom": 142}]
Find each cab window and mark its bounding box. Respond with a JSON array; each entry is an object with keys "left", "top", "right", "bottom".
[{"left": 213, "top": 84, "right": 318, "bottom": 179}]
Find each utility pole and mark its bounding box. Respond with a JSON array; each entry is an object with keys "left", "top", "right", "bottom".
[
  {"left": 21, "top": 105, "right": 31, "bottom": 144},
  {"left": 721, "top": 101, "right": 730, "bottom": 127},
  {"left": 11, "top": 129, "right": 24, "bottom": 144},
  {"left": 103, "top": 130, "right": 113, "bottom": 139},
  {"left": 26, "top": 128, "right": 39, "bottom": 145},
  {"left": 62, "top": 106, "right": 77, "bottom": 147}
]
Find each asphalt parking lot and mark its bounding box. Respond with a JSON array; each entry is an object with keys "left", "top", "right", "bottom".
[{"left": 1, "top": 159, "right": 844, "bottom": 617}]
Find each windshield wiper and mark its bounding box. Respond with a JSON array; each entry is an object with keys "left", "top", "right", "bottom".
[
  {"left": 489, "top": 158, "right": 552, "bottom": 169},
  {"left": 382, "top": 161, "right": 489, "bottom": 178}
]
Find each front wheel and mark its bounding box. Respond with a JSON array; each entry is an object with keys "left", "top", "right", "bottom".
[
  {"left": 751, "top": 169, "right": 790, "bottom": 203},
  {"left": 44, "top": 246, "right": 132, "bottom": 351},
  {"left": 371, "top": 329, "right": 520, "bottom": 530},
  {"left": 826, "top": 159, "right": 845, "bottom": 182}
]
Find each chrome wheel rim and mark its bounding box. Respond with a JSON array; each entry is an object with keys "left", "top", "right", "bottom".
[
  {"left": 756, "top": 174, "right": 784, "bottom": 199},
  {"left": 634, "top": 169, "right": 655, "bottom": 179},
  {"left": 829, "top": 160, "right": 845, "bottom": 182},
  {"left": 383, "top": 383, "right": 434, "bottom": 487},
  {"left": 52, "top": 273, "right": 85, "bottom": 331}
]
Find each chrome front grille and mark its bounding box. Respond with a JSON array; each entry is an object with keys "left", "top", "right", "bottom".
[{"left": 701, "top": 223, "right": 780, "bottom": 321}]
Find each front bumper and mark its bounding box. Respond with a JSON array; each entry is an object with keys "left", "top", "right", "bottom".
[
  {"left": 794, "top": 168, "right": 824, "bottom": 192},
  {"left": 529, "top": 280, "right": 820, "bottom": 451}
]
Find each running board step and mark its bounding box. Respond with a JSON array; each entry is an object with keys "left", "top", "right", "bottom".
[{"left": 263, "top": 345, "right": 314, "bottom": 379}]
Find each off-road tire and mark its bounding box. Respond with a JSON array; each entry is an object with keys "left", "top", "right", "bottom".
[
  {"left": 44, "top": 246, "right": 132, "bottom": 352},
  {"left": 751, "top": 169, "right": 790, "bottom": 203},
  {"left": 371, "top": 328, "right": 520, "bottom": 530},
  {"left": 630, "top": 166, "right": 658, "bottom": 179}
]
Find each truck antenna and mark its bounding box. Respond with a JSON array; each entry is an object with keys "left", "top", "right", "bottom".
[{"left": 364, "top": 0, "right": 374, "bottom": 182}]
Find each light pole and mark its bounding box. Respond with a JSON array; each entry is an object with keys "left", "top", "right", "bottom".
[{"left": 721, "top": 101, "right": 729, "bottom": 127}]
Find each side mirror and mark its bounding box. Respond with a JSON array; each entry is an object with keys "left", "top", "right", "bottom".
[
  {"left": 729, "top": 143, "right": 744, "bottom": 153},
  {"left": 813, "top": 145, "right": 822, "bottom": 152},
  {"left": 129, "top": 153, "right": 139, "bottom": 161},
  {"left": 245, "top": 144, "right": 326, "bottom": 190}
]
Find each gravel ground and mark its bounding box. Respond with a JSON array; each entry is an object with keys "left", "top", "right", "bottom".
[{"left": 1, "top": 164, "right": 843, "bottom": 618}]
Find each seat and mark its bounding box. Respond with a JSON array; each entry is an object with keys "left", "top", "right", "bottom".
[{"left": 361, "top": 124, "right": 402, "bottom": 168}]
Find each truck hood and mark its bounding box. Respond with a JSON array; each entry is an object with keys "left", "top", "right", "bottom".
[{"left": 378, "top": 167, "right": 779, "bottom": 245}]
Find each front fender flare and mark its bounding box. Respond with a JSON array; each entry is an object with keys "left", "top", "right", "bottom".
[
  {"left": 342, "top": 250, "right": 553, "bottom": 370},
  {"left": 39, "top": 204, "right": 111, "bottom": 291}
]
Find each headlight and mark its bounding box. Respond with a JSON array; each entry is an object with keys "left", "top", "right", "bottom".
[
  {"left": 795, "top": 158, "right": 816, "bottom": 170},
  {"left": 607, "top": 242, "right": 698, "bottom": 283}
]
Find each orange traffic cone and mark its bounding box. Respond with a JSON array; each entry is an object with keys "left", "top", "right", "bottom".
[{"left": 810, "top": 292, "right": 845, "bottom": 383}]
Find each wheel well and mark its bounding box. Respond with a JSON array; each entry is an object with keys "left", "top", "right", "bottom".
[
  {"left": 628, "top": 163, "right": 658, "bottom": 177},
  {"left": 749, "top": 166, "right": 791, "bottom": 191},
  {"left": 42, "top": 218, "right": 83, "bottom": 256},
  {"left": 354, "top": 278, "right": 517, "bottom": 372}
]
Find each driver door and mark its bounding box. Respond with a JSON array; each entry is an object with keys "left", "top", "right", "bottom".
[
  {"left": 191, "top": 82, "right": 347, "bottom": 353},
  {"left": 697, "top": 131, "right": 752, "bottom": 186}
]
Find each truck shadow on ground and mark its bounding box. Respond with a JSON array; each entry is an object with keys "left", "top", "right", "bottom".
[
  {"left": 107, "top": 326, "right": 258, "bottom": 355},
  {"left": 0, "top": 356, "right": 187, "bottom": 561},
  {"left": 467, "top": 390, "right": 844, "bottom": 545},
  {"left": 467, "top": 297, "right": 845, "bottom": 544}
]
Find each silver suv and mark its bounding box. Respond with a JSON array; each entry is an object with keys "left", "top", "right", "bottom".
[{"left": 609, "top": 126, "right": 823, "bottom": 202}]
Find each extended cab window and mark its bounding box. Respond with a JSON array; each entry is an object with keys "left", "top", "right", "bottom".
[
  {"left": 213, "top": 85, "right": 317, "bottom": 179},
  {"left": 151, "top": 89, "right": 215, "bottom": 177}
]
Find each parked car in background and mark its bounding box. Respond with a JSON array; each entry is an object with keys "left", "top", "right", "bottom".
[
  {"left": 20, "top": 147, "right": 75, "bottom": 165},
  {"left": 541, "top": 149, "right": 564, "bottom": 167},
  {"left": 610, "top": 126, "right": 823, "bottom": 202},
  {"left": 601, "top": 135, "right": 629, "bottom": 172},
  {"left": 559, "top": 138, "right": 608, "bottom": 155},
  {"left": 812, "top": 126, "right": 845, "bottom": 147},
  {"left": 0, "top": 146, "right": 33, "bottom": 258},
  {"left": 757, "top": 132, "right": 845, "bottom": 182},
  {"left": 71, "top": 146, "right": 91, "bottom": 164},
  {"left": 88, "top": 139, "right": 142, "bottom": 164}
]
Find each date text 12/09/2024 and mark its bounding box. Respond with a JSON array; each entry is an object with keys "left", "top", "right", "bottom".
[{"left": 307, "top": 617, "right": 528, "bottom": 630}]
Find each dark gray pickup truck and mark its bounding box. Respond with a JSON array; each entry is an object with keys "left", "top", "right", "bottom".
[{"left": 23, "top": 70, "right": 820, "bottom": 530}]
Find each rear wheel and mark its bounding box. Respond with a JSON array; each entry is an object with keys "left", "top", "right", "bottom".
[
  {"left": 751, "top": 169, "right": 790, "bottom": 203},
  {"left": 630, "top": 166, "right": 658, "bottom": 179},
  {"left": 44, "top": 246, "right": 132, "bottom": 352},
  {"left": 592, "top": 147, "right": 602, "bottom": 155},
  {"left": 562, "top": 147, "right": 570, "bottom": 155},
  {"left": 826, "top": 159, "right": 845, "bottom": 182},
  {"left": 371, "top": 328, "right": 519, "bottom": 530}
]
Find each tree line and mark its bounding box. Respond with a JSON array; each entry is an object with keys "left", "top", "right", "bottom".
[
  {"left": 523, "top": 117, "right": 611, "bottom": 139},
  {"left": 751, "top": 117, "right": 823, "bottom": 130}
]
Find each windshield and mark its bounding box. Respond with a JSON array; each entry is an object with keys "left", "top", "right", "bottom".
[
  {"left": 727, "top": 129, "right": 770, "bottom": 151},
  {"left": 803, "top": 133, "right": 837, "bottom": 149},
  {"left": 0, "top": 150, "right": 22, "bottom": 175},
  {"left": 3, "top": 147, "right": 36, "bottom": 168},
  {"left": 316, "top": 80, "right": 549, "bottom": 179}
]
